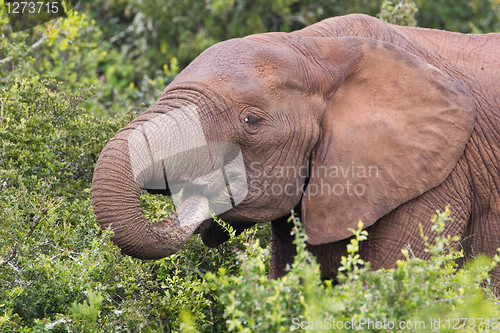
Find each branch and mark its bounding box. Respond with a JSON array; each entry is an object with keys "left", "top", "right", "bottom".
[
  {"left": 25, "top": 206, "right": 49, "bottom": 238},
  {"left": 0, "top": 247, "right": 17, "bottom": 267},
  {"left": 0, "top": 98, "right": 3, "bottom": 127},
  {"left": 0, "top": 19, "right": 61, "bottom": 65},
  {"left": 0, "top": 56, "right": 13, "bottom": 66}
]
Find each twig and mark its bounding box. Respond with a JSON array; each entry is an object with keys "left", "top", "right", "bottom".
[
  {"left": 0, "top": 98, "right": 3, "bottom": 127},
  {"left": 24, "top": 179, "right": 60, "bottom": 238},
  {"left": 27, "top": 240, "right": 55, "bottom": 257},
  {"left": 0, "top": 20, "right": 60, "bottom": 65},
  {"left": 0, "top": 55, "right": 13, "bottom": 66},
  {"left": 210, "top": 302, "right": 215, "bottom": 333},
  {"left": 431, "top": 295, "right": 466, "bottom": 304},
  {"left": 0, "top": 247, "right": 17, "bottom": 267},
  {"left": 26, "top": 207, "right": 49, "bottom": 238},
  {"left": 405, "top": 243, "right": 417, "bottom": 258},
  {"left": 109, "top": 23, "right": 135, "bottom": 44},
  {"left": 0, "top": 211, "right": 15, "bottom": 223}
]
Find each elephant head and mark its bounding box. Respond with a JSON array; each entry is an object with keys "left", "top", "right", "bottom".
[{"left": 92, "top": 33, "right": 475, "bottom": 259}]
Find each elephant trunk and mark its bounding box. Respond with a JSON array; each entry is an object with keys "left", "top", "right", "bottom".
[{"left": 91, "top": 120, "right": 209, "bottom": 259}]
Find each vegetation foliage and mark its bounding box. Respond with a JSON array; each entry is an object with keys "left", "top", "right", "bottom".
[{"left": 1, "top": 0, "right": 499, "bottom": 331}]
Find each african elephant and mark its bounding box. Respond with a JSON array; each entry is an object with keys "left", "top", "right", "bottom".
[{"left": 92, "top": 14, "right": 500, "bottom": 286}]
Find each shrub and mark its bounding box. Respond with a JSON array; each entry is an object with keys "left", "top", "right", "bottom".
[
  {"left": 1, "top": 1, "right": 499, "bottom": 331},
  {"left": 205, "top": 208, "right": 500, "bottom": 333},
  {"left": 379, "top": 0, "right": 418, "bottom": 26}
]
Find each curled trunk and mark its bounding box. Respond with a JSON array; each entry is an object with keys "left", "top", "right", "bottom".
[{"left": 92, "top": 128, "right": 207, "bottom": 259}]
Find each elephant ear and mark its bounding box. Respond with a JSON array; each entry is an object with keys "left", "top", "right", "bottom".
[{"left": 298, "top": 37, "right": 476, "bottom": 245}]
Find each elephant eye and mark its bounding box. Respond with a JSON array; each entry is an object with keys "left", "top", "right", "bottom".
[
  {"left": 240, "top": 110, "right": 263, "bottom": 134},
  {"left": 243, "top": 114, "right": 260, "bottom": 125}
]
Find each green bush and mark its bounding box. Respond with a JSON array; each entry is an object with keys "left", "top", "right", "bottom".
[
  {"left": 0, "top": 78, "right": 123, "bottom": 196},
  {"left": 415, "top": 0, "right": 500, "bottom": 33},
  {"left": 0, "top": 4, "right": 179, "bottom": 117},
  {"left": 1, "top": 0, "right": 499, "bottom": 331},
  {"left": 206, "top": 208, "right": 500, "bottom": 333},
  {"left": 379, "top": 0, "right": 418, "bottom": 26}
]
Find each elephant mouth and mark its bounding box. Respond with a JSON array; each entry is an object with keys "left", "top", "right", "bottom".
[
  {"left": 194, "top": 217, "right": 214, "bottom": 234},
  {"left": 144, "top": 188, "right": 173, "bottom": 196}
]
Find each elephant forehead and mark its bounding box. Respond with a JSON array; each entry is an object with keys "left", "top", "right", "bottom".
[
  {"left": 174, "top": 38, "right": 287, "bottom": 87},
  {"left": 254, "top": 57, "right": 280, "bottom": 78},
  {"left": 251, "top": 56, "right": 287, "bottom": 101},
  {"left": 180, "top": 41, "right": 256, "bottom": 81}
]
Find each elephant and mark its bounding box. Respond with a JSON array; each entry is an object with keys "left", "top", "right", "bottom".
[{"left": 92, "top": 14, "right": 500, "bottom": 287}]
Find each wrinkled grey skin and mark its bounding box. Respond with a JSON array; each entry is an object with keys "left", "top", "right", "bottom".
[{"left": 92, "top": 14, "right": 500, "bottom": 288}]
